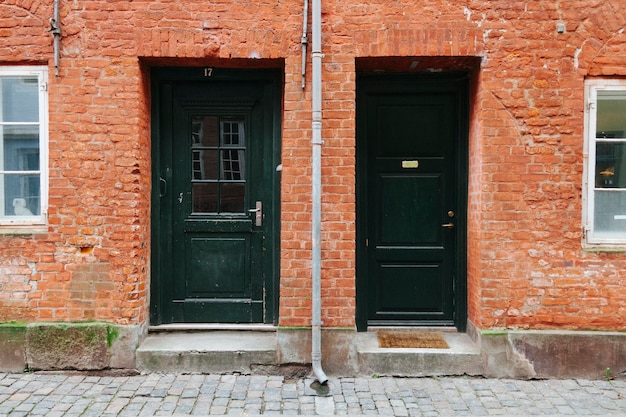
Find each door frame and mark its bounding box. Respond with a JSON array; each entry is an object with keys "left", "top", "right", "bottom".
[
  {"left": 149, "top": 67, "right": 282, "bottom": 326},
  {"left": 355, "top": 72, "right": 469, "bottom": 332}
]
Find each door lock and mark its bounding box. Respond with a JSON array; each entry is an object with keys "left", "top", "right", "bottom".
[{"left": 248, "top": 201, "right": 263, "bottom": 226}]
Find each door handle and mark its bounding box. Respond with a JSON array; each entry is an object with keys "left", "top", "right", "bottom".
[
  {"left": 159, "top": 177, "right": 167, "bottom": 197},
  {"left": 248, "top": 201, "right": 262, "bottom": 226},
  {"left": 441, "top": 223, "right": 455, "bottom": 229}
]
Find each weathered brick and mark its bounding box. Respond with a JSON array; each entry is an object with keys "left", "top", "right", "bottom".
[{"left": 0, "top": 0, "right": 624, "bottom": 333}]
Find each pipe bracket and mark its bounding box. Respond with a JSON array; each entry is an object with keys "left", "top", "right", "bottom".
[{"left": 49, "top": 0, "right": 61, "bottom": 76}]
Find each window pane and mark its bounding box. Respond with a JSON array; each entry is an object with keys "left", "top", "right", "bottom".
[
  {"left": 597, "top": 93, "right": 626, "bottom": 139},
  {"left": 221, "top": 119, "right": 245, "bottom": 147},
  {"left": 221, "top": 183, "right": 245, "bottom": 213},
  {"left": 595, "top": 142, "right": 626, "bottom": 188},
  {"left": 2, "top": 173, "right": 40, "bottom": 216},
  {"left": 221, "top": 150, "right": 245, "bottom": 180},
  {"left": 192, "top": 116, "right": 218, "bottom": 147},
  {"left": 593, "top": 190, "right": 626, "bottom": 239},
  {"left": 189, "top": 116, "right": 247, "bottom": 216},
  {"left": 1, "top": 77, "right": 39, "bottom": 123},
  {"left": 192, "top": 149, "right": 217, "bottom": 180},
  {"left": 2, "top": 125, "right": 39, "bottom": 171},
  {"left": 192, "top": 183, "right": 217, "bottom": 213}
]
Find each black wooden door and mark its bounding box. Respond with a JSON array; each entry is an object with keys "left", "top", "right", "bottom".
[
  {"left": 357, "top": 74, "right": 467, "bottom": 329},
  {"left": 152, "top": 68, "right": 280, "bottom": 324}
]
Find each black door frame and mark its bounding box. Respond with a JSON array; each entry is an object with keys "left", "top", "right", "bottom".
[
  {"left": 355, "top": 72, "right": 469, "bottom": 332},
  {"left": 149, "top": 67, "right": 282, "bottom": 326}
]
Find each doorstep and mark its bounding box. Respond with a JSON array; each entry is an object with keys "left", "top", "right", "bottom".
[
  {"left": 356, "top": 329, "right": 483, "bottom": 377},
  {"left": 136, "top": 330, "right": 277, "bottom": 374},
  {"left": 136, "top": 327, "right": 483, "bottom": 377}
]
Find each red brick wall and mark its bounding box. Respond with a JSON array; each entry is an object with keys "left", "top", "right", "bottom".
[
  {"left": 0, "top": 0, "right": 154, "bottom": 324},
  {"left": 466, "top": 1, "right": 626, "bottom": 329},
  {"left": 1, "top": 0, "right": 626, "bottom": 331}
]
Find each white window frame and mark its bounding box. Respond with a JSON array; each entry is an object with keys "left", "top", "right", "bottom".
[
  {"left": 583, "top": 78, "right": 626, "bottom": 247},
  {"left": 0, "top": 66, "right": 48, "bottom": 228}
]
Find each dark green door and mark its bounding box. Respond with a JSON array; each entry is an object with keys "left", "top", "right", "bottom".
[
  {"left": 357, "top": 74, "right": 467, "bottom": 330},
  {"left": 151, "top": 68, "right": 280, "bottom": 324}
]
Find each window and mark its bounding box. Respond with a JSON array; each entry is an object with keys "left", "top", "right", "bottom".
[
  {"left": 584, "top": 79, "right": 626, "bottom": 246},
  {"left": 0, "top": 67, "right": 48, "bottom": 226},
  {"left": 190, "top": 116, "right": 246, "bottom": 214}
]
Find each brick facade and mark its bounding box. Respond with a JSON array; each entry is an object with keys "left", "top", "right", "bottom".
[{"left": 1, "top": 0, "right": 626, "bottom": 365}]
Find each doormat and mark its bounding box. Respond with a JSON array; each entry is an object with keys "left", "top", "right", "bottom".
[{"left": 377, "top": 330, "right": 449, "bottom": 349}]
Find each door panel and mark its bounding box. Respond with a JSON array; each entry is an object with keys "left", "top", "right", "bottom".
[
  {"left": 152, "top": 68, "right": 280, "bottom": 325},
  {"left": 186, "top": 237, "right": 249, "bottom": 297},
  {"left": 357, "top": 75, "right": 468, "bottom": 329},
  {"left": 376, "top": 105, "right": 445, "bottom": 157},
  {"left": 379, "top": 174, "right": 441, "bottom": 244},
  {"left": 378, "top": 264, "right": 442, "bottom": 311}
]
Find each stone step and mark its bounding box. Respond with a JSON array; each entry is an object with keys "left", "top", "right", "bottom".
[
  {"left": 136, "top": 331, "right": 277, "bottom": 374},
  {"left": 136, "top": 328, "right": 483, "bottom": 377},
  {"left": 356, "top": 331, "right": 483, "bottom": 377}
]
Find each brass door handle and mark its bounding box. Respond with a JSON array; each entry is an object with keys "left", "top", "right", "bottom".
[{"left": 441, "top": 223, "right": 455, "bottom": 229}]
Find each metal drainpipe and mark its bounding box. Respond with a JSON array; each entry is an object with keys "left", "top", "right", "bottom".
[{"left": 310, "top": 0, "right": 328, "bottom": 386}]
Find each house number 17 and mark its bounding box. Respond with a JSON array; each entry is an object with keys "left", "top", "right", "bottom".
[{"left": 204, "top": 68, "right": 213, "bottom": 77}]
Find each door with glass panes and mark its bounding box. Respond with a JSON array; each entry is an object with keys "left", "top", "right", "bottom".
[{"left": 152, "top": 68, "right": 280, "bottom": 324}]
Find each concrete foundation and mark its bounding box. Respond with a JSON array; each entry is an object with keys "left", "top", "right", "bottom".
[
  {"left": 277, "top": 328, "right": 360, "bottom": 376},
  {"left": 3, "top": 322, "right": 626, "bottom": 379},
  {"left": 472, "top": 323, "right": 626, "bottom": 379},
  {"left": 138, "top": 326, "right": 626, "bottom": 379},
  {"left": 0, "top": 322, "right": 143, "bottom": 372}
]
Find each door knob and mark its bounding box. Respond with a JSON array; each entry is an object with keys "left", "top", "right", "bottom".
[{"left": 441, "top": 223, "right": 455, "bottom": 229}]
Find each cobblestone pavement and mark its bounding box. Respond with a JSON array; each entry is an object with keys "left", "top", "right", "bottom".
[{"left": 2, "top": 372, "right": 626, "bottom": 416}]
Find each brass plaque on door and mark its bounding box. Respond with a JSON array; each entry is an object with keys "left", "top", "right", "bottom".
[{"left": 402, "top": 160, "right": 419, "bottom": 169}]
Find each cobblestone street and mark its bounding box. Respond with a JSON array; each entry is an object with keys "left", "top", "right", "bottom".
[{"left": 2, "top": 372, "right": 626, "bottom": 416}]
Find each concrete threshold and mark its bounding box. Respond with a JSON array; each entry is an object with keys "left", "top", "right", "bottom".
[{"left": 148, "top": 323, "right": 278, "bottom": 332}]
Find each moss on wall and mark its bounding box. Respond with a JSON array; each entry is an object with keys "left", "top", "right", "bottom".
[
  {"left": 0, "top": 323, "right": 27, "bottom": 372},
  {"left": 25, "top": 322, "right": 111, "bottom": 371}
]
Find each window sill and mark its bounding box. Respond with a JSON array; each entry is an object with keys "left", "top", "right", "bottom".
[
  {"left": 0, "top": 225, "right": 48, "bottom": 235},
  {"left": 582, "top": 244, "right": 626, "bottom": 253}
]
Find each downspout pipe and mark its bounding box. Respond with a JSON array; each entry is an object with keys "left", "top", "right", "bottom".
[{"left": 310, "top": 0, "right": 328, "bottom": 386}]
